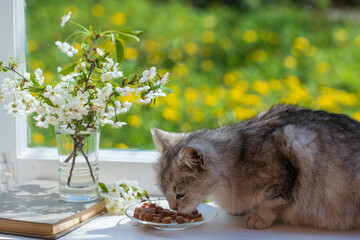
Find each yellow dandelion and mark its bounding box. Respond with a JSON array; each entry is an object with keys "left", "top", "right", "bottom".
[
  {"left": 147, "top": 52, "right": 163, "bottom": 65},
  {"left": 269, "top": 78, "right": 283, "bottom": 91},
  {"left": 352, "top": 112, "right": 360, "bottom": 122},
  {"left": 116, "top": 143, "right": 129, "bottom": 149},
  {"left": 201, "top": 60, "right": 214, "bottom": 72},
  {"left": 142, "top": 39, "right": 156, "bottom": 52},
  {"left": 253, "top": 80, "right": 270, "bottom": 95},
  {"left": 205, "top": 94, "right": 218, "bottom": 107},
  {"left": 241, "top": 94, "right": 261, "bottom": 106},
  {"left": 50, "top": 138, "right": 57, "bottom": 147},
  {"left": 191, "top": 110, "right": 205, "bottom": 123},
  {"left": 212, "top": 108, "right": 226, "bottom": 118},
  {"left": 162, "top": 108, "right": 181, "bottom": 122},
  {"left": 91, "top": 4, "right": 104, "bottom": 17},
  {"left": 27, "top": 40, "right": 38, "bottom": 53},
  {"left": 111, "top": 12, "right": 126, "bottom": 26},
  {"left": 124, "top": 47, "right": 138, "bottom": 60},
  {"left": 252, "top": 50, "right": 267, "bottom": 62},
  {"left": 184, "top": 88, "right": 198, "bottom": 104},
  {"left": 43, "top": 72, "right": 54, "bottom": 84},
  {"left": 202, "top": 31, "right": 216, "bottom": 44},
  {"left": 243, "top": 30, "right": 257, "bottom": 43},
  {"left": 334, "top": 29, "right": 348, "bottom": 42},
  {"left": 337, "top": 92, "right": 357, "bottom": 106},
  {"left": 317, "top": 94, "right": 337, "bottom": 110},
  {"left": 101, "top": 40, "right": 115, "bottom": 52},
  {"left": 223, "top": 72, "right": 237, "bottom": 86},
  {"left": 316, "top": 62, "right": 330, "bottom": 74},
  {"left": 126, "top": 115, "right": 142, "bottom": 127},
  {"left": 31, "top": 59, "right": 45, "bottom": 70},
  {"left": 355, "top": 35, "right": 360, "bottom": 47},
  {"left": 285, "top": 75, "right": 301, "bottom": 86},
  {"left": 184, "top": 42, "right": 198, "bottom": 55},
  {"left": 164, "top": 94, "right": 180, "bottom": 108},
  {"left": 101, "top": 140, "right": 113, "bottom": 148},
  {"left": 172, "top": 64, "right": 189, "bottom": 76},
  {"left": 283, "top": 56, "right": 297, "bottom": 69},
  {"left": 215, "top": 87, "right": 227, "bottom": 99},
  {"left": 233, "top": 107, "right": 256, "bottom": 120},
  {"left": 32, "top": 133, "right": 45, "bottom": 145},
  {"left": 293, "top": 37, "right": 310, "bottom": 51},
  {"left": 169, "top": 48, "right": 182, "bottom": 61}
]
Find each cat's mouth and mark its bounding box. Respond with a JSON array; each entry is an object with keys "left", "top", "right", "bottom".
[{"left": 177, "top": 205, "right": 197, "bottom": 214}]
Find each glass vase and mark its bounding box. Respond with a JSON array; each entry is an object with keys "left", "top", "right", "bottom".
[{"left": 55, "top": 124, "right": 100, "bottom": 202}]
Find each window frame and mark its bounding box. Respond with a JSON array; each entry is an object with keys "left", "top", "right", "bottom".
[{"left": 0, "top": 0, "right": 161, "bottom": 194}]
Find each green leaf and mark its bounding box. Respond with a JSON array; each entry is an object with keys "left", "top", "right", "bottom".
[
  {"left": 82, "top": 42, "right": 89, "bottom": 52},
  {"left": 115, "top": 32, "right": 140, "bottom": 42},
  {"left": 89, "top": 25, "right": 93, "bottom": 35},
  {"left": 98, "top": 182, "right": 109, "bottom": 193},
  {"left": 115, "top": 39, "right": 124, "bottom": 64},
  {"left": 30, "top": 73, "right": 39, "bottom": 86},
  {"left": 59, "top": 63, "right": 77, "bottom": 75},
  {"left": 43, "top": 97, "right": 55, "bottom": 107},
  {"left": 160, "top": 86, "right": 174, "bottom": 94}
]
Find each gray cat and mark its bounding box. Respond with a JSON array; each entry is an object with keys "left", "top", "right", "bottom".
[{"left": 151, "top": 104, "right": 360, "bottom": 230}]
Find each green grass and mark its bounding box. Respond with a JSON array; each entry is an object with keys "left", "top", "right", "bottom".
[{"left": 25, "top": 0, "right": 360, "bottom": 149}]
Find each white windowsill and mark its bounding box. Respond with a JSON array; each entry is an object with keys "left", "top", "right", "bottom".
[
  {"left": 1, "top": 202, "right": 359, "bottom": 240},
  {"left": 18, "top": 147, "right": 160, "bottom": 163}
]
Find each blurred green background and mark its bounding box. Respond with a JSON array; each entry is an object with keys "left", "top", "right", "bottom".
[{"left": 25, "top": 0, "right": 360, "bottom": 149}]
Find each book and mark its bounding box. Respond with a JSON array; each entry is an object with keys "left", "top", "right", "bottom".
[{"left": 0, "top": 179, "right": 105, "bottom": 239}]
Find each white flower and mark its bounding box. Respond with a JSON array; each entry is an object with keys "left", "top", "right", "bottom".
[
  {"left": 43, "top": 84, "right": 63, "bottom": 105},
  {"left": 156, "top": 72, "right": 170, "bottom": 86},
  {"left": 57, "top": 67, "right": 62, "bottom": 73},
  {"left": 45, "top": 115, "right": 58, "bottom": 126},
  {"left": 111, "top": 33, "right": 115, "bottom": 44},
  {"left": 139, "top": 67, "right": 157, "bottom": 84},
  {"left": 55, "top": 41, "right": 78, "bottom": 57},
  {"left": 100, "top": 72, "right": 114, "bottom": 82},
  {"left": 136, "top": 98, "right": 152, "bottom": 105},
  {"left": 96, "top": 48, "right": 105, "bottom": 56},
  {"left": 77, "top": 91, "right": 89, "bottom": 104},
  {"left": 60, "top": 11, "right": 71, "bottom": 27},
  {"left": 135, "top": 86, "right": 150, "bottom": 96},
  {"left": 34, "top": 68, "right": 45, "bottom": 85},
  {"left": 114, "top": 122, "right": 127, "bottom": 128},
  {"left": 116, "top": 86, "right": 135, "bottom": 96}
]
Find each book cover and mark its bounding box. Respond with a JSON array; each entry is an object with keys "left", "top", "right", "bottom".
[{"left": 0, "top": 179, "right": 105, "bottom": 239}]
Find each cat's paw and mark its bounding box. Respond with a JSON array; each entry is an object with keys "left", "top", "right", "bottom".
[{"left": 243, "top": 213, "right": 272, "bottom": 229}]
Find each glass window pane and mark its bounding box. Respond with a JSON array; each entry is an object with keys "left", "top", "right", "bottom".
[{"left": 25, "top": 0, "right": 360, "bottom": 150}]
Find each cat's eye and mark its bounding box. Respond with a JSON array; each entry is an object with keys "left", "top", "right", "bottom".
[{"left": 176, "top": 193, "right": 185, "bottom": 199}]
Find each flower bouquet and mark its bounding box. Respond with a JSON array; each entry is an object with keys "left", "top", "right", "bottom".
[{"left": 0, "top": 11, "right": 171, "bottom": 202}]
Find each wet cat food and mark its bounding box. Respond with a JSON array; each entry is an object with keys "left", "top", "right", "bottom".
[{"left": 133, "top": 202, "right": 203, "bottom": 224}]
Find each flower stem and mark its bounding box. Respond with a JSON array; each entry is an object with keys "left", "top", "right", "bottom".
[
  {"left": 3, "top": 65, "right": 27, "bottom": 81},
  {"left": 67, "top": 137, "right": 77, "bottom": 186},
  {"left": 67, "top": 135, "right": 96, "bottom": 185},
  {"left": 76, "top": 139, "right": 96, "bottom": 183}
]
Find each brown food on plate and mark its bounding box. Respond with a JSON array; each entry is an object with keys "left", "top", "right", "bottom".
[{"left": 133, "top": 202, "right": 203, "bottom": 224}]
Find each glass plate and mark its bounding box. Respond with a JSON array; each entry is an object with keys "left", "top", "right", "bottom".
[{"left": 125, "top": 199, "right": 218, "bottom": 230}]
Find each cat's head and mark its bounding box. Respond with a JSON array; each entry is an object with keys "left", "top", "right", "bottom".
[{"left": 151, "top": 128, "right": 219, "bottom": 213}]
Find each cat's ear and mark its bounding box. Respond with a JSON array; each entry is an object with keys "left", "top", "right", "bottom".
[
  {"left": 151, "top": 128, "right": 173, "bottom": 152},
  {"left": 180, "top": 147, "right": 205, "bottom": 169}
]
